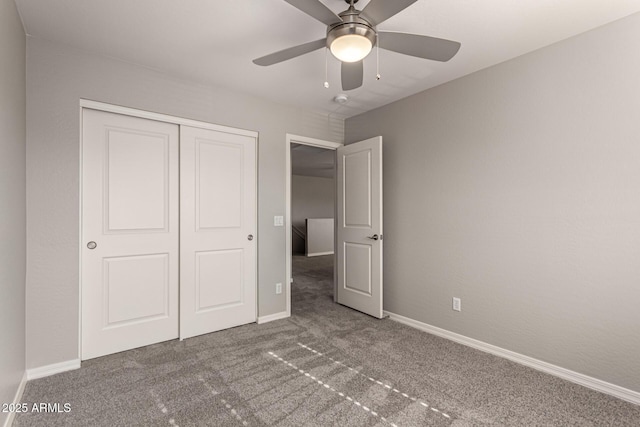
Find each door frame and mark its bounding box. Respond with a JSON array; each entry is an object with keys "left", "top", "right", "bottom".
[
  {"left": 285, "top": 134, "right": 343, "bottom": 316},
  {"left": 78, "top": 99, "right": 258, "bottom": 358}
]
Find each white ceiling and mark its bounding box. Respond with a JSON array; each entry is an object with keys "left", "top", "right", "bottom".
[{"left": 15, "top": 0, "right": 640, "bottom": 119}]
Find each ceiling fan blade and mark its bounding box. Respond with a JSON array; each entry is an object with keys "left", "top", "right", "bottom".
[
  {"left": 360, "top": 0, "right": 419, "bottom": 26},
  {"left": 378, "top": 31, "right": 461, "bottom": 62},
  {"left": 283, "top": 0, "right": 341, "bottom": 26},
  {"left": 341, "top": 61, "right": 363, "bottom": 91},
  {"left": 253, "top": 38, "right": 327, "bottom": 66}
]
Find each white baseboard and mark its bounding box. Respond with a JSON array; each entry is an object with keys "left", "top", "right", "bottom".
[
  {"left": 306, "top": 251, "right": 334, "bottom": 257},
  {"left": 257, "top": 311, "right": 290, "bottom": 324},
  {"left": 384, "top": 311, "right": 640, "bottom": 405},
  {"left": 2, "top": 372, "right": 27, "bottom": 427},
  {"left": 26, "top": 359, "right": 81, "bottom": 381}
]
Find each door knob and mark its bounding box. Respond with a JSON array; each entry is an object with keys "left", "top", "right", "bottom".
[
  {"left": 87, "top": 241, "right": 97, "bottom": 249},
  {"left": 247, "top": 234, "right": 254, "bottom": 241},
  {"left": 367, "top": 234, "right": 379, "bottom": 241}
]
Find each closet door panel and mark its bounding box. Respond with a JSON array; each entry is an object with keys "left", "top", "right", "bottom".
[
  {"left": 82, "top": 109, "right": 179, "bottom": 360},
  {"left": 180, "top": 126, "right": 257, "bottom": 339}
]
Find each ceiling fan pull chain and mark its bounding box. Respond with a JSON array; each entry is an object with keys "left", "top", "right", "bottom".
[
  {"left": 376, "top": 35, "right": 381, "bottom": 80},
  {"left": 324, "top": 47, "right": 330, "bottom": 88}
]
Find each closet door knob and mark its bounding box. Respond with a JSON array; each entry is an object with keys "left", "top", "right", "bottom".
[
  {"left": 247, "top": 234, "right": 254, "bottom": 241},
  {"left": 87, "top": 241, "right": 97, "bottom": 249}
]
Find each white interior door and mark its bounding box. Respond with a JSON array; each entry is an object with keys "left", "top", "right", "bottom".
[
  {"left": 336, "top": 136, "right": 383, "bottom": 318},
  {"left": 180, "top": 126, "right": 257, "bottom": 340},
  {"left": 82, "top": 109, "right": 179, "bottom": 360}
]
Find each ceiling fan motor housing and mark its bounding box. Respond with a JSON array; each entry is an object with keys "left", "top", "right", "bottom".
[{"left": 326, "top": 7, "right": 377, "bottom": 53}]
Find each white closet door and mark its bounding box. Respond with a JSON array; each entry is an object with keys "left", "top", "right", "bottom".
[
  {"left": 81, "top": 109, "right": 179, "bottom": 360},
  {"left": 180, "top": 126, "right": 257, "bottom": 340}
]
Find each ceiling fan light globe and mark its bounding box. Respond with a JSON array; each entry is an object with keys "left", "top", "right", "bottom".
[{"left": 330, "top": 34, "right": 372, "bottom": 62}]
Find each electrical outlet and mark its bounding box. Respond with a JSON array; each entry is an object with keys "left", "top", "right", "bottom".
[
  {"left": 276, "top": 283, "right": 282, "bottom": 294},
  {"left": 274, "top": 216, "right": 284, "bottom": 226},
  {"left": 453, "top": 297, "right": 461, "bottom": 312}
]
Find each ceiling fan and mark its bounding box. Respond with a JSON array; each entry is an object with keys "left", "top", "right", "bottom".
[{"left": 253, "top": 0, "right": 461, "bottom": 91}]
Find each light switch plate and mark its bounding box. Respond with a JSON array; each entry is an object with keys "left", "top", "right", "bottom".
[{"left": 274, "top": 215, "right": 284, "bottom": 226}]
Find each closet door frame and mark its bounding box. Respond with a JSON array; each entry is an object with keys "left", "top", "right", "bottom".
[{"left": 78, "top": 99, "right": 258, "bottom": 358}]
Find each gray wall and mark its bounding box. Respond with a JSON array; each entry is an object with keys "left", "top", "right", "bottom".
[
  {"left": 291, "top": 175, "right": 335, "bottom": 255},
  {"left": 0, "top": 0, "right": 26, "bottom": 421},
  {"left": 346, "top": 13, "right": 640, "bottom": 393},
  {"left": 306, "top": 219, "right": 334, "bottom": 256},
  {"left": 26, "top": 37, "right": 343, "bottom": 370}
]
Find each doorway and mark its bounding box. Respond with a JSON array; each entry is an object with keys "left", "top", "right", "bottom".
[
  {"left": 285, "top": 135, "right": 342, "bottom": 316},
  {"left": 286, "top": 134, "right": 385, "bottom": 319}
]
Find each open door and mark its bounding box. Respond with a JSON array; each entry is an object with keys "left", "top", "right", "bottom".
[{"left": 336, "top": 136, "right": 383, "bottom": 318}]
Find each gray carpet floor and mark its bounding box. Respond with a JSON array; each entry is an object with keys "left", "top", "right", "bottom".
[{"left": 15, "top": 255, "right": 640, "bottom": 426}]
